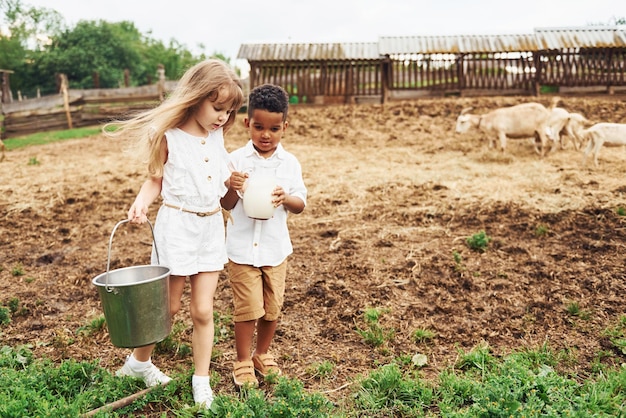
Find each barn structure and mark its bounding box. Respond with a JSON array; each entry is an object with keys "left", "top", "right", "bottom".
[{"left": 237, "top": 26, "right": 626, "bottom": 105}]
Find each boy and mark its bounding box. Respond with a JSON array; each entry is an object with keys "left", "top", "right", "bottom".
[{"left": 221, "top": 84, "right": 307, "bottom": 387}]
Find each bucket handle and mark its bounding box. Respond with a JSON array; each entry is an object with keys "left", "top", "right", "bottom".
[{"left": 105, "top": 219, "right": 160, "bottom": 293}]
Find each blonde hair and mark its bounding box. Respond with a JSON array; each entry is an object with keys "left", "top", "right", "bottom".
[{"left": 105, "top": 59, "right": 244, "bottom": 177}]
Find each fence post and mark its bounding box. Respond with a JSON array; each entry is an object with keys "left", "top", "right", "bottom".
[{"left": 59, "top": 73, "right": 73, "bottom": 129}]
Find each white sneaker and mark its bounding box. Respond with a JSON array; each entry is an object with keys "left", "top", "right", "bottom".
[
  {"left": 193, "top": 380, "right": 214, "bottom": 409},
  {"left": 116, "top": 358, "right": 172, "bottom": 387}
]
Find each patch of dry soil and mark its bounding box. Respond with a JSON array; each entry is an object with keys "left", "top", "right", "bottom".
[{"left": 2, "top": 95, "right": 626, "bottom": 410}]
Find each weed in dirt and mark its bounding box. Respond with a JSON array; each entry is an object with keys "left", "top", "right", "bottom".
[
  {"left": 0, "top": 306, "right": 10, "bottom": 326},
  {"left": 7, "top": 298, "right": 19, "bottom": 313},
  {"left": 306, "top": 360, "right": 335, "bottom": 380},
  {"left": 356, "top": 307, "right": 395, "bottom": 348},
  {"left": 76, "top": 316, "right": 106, "bottom": 337},
  {"left": 602, "top": 315, "right": 626, "bottom": 355},
  {"left": 10, "top": 263, "right": 24, "bottom": 276},
  {"left": 452, "top": 249, "right": 464, "bottom": 272},
  {"left": 466, "top": 230, "right": 491, "bottom": 252},
  {"left": 27, "top": 157, "right": 39, "bottom": 165},
  {"left": 535, "top": 224, "right": 550, "bottom": 237},
  {"left": 617, "top": 206, "right": 626, "bottom": 216},
  {"left": 155, "top": 320, "right": 192, "bottom": 358},
  {"left": 412, "top": 328, "right": 436, "bottom": 344},
  {"left": 213, "top": 311, "right": 234, "bottom": 344},
  {"left": 565, "top": 301, "right": 591, "bottom": 320}
]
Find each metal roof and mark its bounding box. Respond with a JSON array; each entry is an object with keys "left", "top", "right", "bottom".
[
  {"left": 534, "top": 26, "right": 626, "bottom": 49},
  {"left": 378, "top": 34, "right": 539, "bottom": 54},
  {"left": 237, "top": 42, "right": 380, "bottom": 61},
  {"left": 237, "top": 26, "right": 626, "bottom": 61}
]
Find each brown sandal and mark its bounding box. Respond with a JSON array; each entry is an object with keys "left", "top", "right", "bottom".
[
  {"left": 252, "top": 353, "right": 282, "bottom": 377},
  {"left": 232, "top": 360, "right": 258, "bottom": 387}
]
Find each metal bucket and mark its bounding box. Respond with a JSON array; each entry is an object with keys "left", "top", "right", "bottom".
[{"left": 92, "top": 219, "right": 171, "bottom": 348}]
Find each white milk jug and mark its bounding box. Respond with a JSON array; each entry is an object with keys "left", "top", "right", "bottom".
[{"left": 239, "top": 165, "right": 278, "bottom": 220}]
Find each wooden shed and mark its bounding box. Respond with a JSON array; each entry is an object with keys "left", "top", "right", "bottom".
[
  {"left": 237, "top": 26, "right": 626, "bottom": 104},
  {"left": 237, "top": 42, "right": 383, "bottom": 105}
]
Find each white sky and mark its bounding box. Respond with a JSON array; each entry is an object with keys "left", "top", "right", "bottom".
[{"left": 24, "top": 0, "right": 626, "bottom": 75}]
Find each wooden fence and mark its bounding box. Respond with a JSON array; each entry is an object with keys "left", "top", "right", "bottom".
[
  {"left": 247, "top": 48, "right": 626, "bottom": 104},
  {"left": 3, "top": 48, "right": 626, "bottom": 138},
  {"left": 0, "top": 81, "right": 177, "bottom": 138}
]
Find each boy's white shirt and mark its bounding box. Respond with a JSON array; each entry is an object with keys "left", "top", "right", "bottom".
[{"left": 226, "top": 140, "right": 307, "bottom": 267}]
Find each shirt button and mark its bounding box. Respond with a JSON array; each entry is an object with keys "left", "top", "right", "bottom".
[
  {"left": 254, "top": 243, "right": 258, "bottom": 247},
  {"left": 200, "top": 140, "right": 206, "bottom": 145},
  {"left": 207, "top": 176, "right": 212, "bottom": 181},
  {"left": 204, "top": 157, "right": 209, "bottom": 162}
]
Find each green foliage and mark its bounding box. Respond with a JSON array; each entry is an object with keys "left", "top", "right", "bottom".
[
  {"left": 1, "top": 1, "right": 218, "bottom": 98},
  {"left": 351, "top": 363, "right": 434, "bottom": 416},
  {"left": 211, "top": 377, "right": 333, "bottom": 417},
  {"left": 0, "top": 306, "right": 10, "bottom": 326},
  {"left": 466, "top": 230, "right": 491, "bottom": 252},
  {"left": 617, "top": 206, "right": 626, "bottom": 216},
  {"left": 603, "top": 315, "right": 626, "bottom": 355},
  {"left": 535, "top": 224, "right": 550, "bottom": 237},
  {"left": 154, "top": 320, "right": 192, "bottom": 358},
  {"left": 0, "top": 345, "right": 148, "bottom": 416},
  {"left": 305, "top": 360, "right": 335, "bottom": 380},
  {"left": 2, "top": 341, "right": 626, "bottom": 416},
  {"left": 10, "top": 263, "right": 24, "bottom": 276},
  {"left": 452, "top": 249, "right": 464, "bottom": 272},
  {"left": 438, "top": 344, "right": 626, "bottom": 417},
  {"left": 76, "top": 316, "right": 106, "bottom": 337},
  {"left": 0, "top": 0, "right": 65, "bottom": 96},
  {"left": 455, "top": 342, "right": 495, "bottom": 373},
  {"left": 566, "top": 301, "right": 591, "bottom": 320},
  {"left": 412, "top": 328, "right": 436, "bottom": 344},
  {"left": 213, "top": 310, "right": 234, "bottom": 344},
  {"left": 356, "top": 307, "right": 395, "bottom": 347}
]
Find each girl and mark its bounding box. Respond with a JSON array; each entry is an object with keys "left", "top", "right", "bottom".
[{"left": 105, "top": 59, "right": 244, "bottom": 409}]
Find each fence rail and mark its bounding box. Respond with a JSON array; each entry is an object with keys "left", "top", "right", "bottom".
[{"left": 0, "top": 81, "right": 177, "bottom": 139}]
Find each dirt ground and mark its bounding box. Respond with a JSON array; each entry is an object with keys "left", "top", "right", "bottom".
[{"left": 2, "top": 95, "right": 626, "bottom": 407}]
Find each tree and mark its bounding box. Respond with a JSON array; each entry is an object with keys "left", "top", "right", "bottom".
[
  {"left": 0, "top": 0, "right": 65, "bottom": 98},
  {"left": 33, "top": 20, "right": 146, "bottom": 93},
  {"left": 1, "top": 1, "right": 236, "bottom": 99}
]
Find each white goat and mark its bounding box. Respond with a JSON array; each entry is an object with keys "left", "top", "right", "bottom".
[
  {"left": 545, "top": 109, "right": 592, "bottom": 150},
  {"left": 581, "top": 122, "right": 626, "bottom": 166},
  {"left": 545, "top": 107, "right": 571, "bottom": 150},
  {"left": 455, "top": 102, "right": 553, "bottom": 156},
  {"left": 562, "top": 113, "right": 592, "bottom": 150}
]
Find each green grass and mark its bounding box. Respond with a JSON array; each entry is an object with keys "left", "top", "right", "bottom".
[
  {"left": 2, "top": 323, "right": 626, "bottom": 416},
  {"left": 3, "top": 127, "right": 103, "bottom": 150}
]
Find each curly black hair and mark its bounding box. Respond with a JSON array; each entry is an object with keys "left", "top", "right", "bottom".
[{"left": 247, "top": 84, "right": 289, "bottom": 121}]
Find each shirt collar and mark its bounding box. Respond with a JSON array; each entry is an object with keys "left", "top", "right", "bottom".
[{"left": 243, "top": 140, "right": 285, "bottom": 160}]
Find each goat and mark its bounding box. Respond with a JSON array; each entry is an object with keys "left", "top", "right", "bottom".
[
  {"left": 455, "top": 102, "right": 553, "bottom": 156},
  {"left": 545, "top": 109, "right": 593, "bottom": 150},
  {"left": 562, "top": 113, "right": 592, "bottom": 150},
  {"left": 581, "top": 122, "right": 626, "bottom": 167},
  {"left": 545, "top": 107, "right": 571, "bottom": 150}
]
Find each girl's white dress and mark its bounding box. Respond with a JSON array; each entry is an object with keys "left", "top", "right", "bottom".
[{"left": 151, "top": 128, "right": 230, "bottom": 275}]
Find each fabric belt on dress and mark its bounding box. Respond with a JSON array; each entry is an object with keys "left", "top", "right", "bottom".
[{"left": 163, "top": 203, "right": 221, "bottom": 217}]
